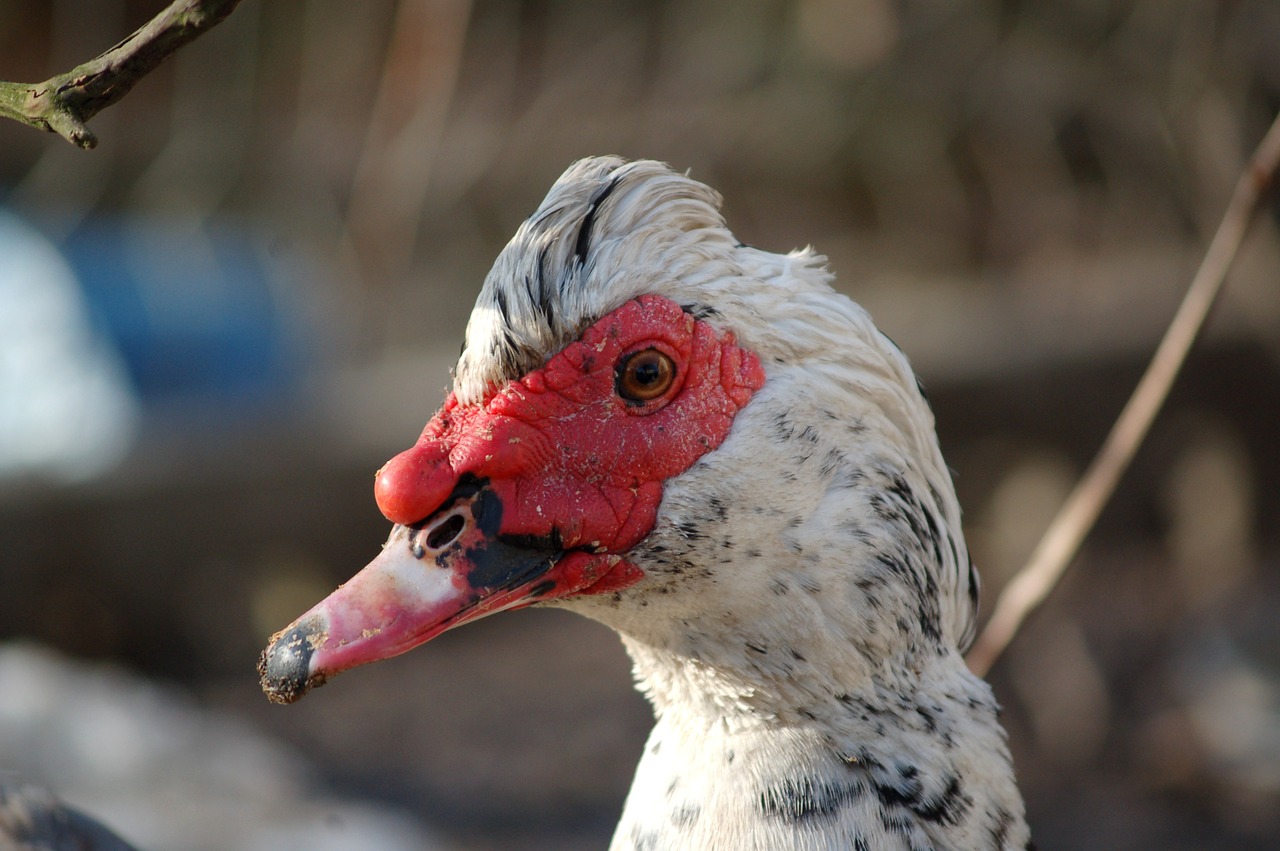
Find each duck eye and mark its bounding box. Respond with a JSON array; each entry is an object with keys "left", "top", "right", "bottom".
[{"left": 616, "top": 348, "right": 676, "bottom": 403}]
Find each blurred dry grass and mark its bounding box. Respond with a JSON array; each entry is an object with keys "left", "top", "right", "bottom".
[{"left": 1, "top": 1, "right": 1279, "bottom": 849}]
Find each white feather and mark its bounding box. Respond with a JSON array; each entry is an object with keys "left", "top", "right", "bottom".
[{"left": 456, "top": 157, "right": 1028, "bottom": 850}]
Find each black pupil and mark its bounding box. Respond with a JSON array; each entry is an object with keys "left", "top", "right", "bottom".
[{"left": 634, "top": 359, "right": 661, "bottom": 385}]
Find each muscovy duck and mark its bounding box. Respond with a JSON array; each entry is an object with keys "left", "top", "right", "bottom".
[{"left": 260, "top": 157, "right": 1030, "bottom": 850}]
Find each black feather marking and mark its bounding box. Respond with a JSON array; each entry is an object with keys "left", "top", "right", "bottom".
[
  {"left": 670, "top": 803, "right": 701, "bottom": 829},
  {"left": 522, "top": 274, "right": 539, "bottom": 319},
  {"left": 494, "top": 287, "right": 510, "bottom": 327},
  {"left": 869, "top": 766, "right": 971, "bottom": 830},
  {"left": 574, "top": 172, "right": 625, "bottom": 267},
  {"left": 966, "top": 556, "right": 981, "bottom": 611},
  {"left": 911, "top": 774, "right": 972, "bottom": 826},
  {"left": 676, "top": 521, "right": 705, "bottom": 540},
  {"left": 820, "top": 447, "right": 845, "bottom": 479},
  {"left": 878, "top": 806, "right": 914, "bottom": 836},
  {"left": 874, "top": 551, "right": 943, "bottom": 644},
  {"left": 869, "top": 472, "right": 951, "bottom": 645},
  {"left": 989, "top": 806, "right": 1013, "bottom": 848},
  {"left": 758, "top": 778, "right": 864, "bottom": 824},
  {"left": 629, "top": 825, "right": 660, "bottom": 851},
  {"left": 682, "top": 302, "right": 720, "bottom": 319},
  {"left": 883, "top": 474, "right": 945, "bottom": 569},
  {"left": 533, "top": 244, "right": 555, "bottom": 324},
  {"left": 707, "top": 495, "right": 728, "bottom": 521},
  {"left": 772, "top": 410, "right": 796, "bottom": 442}
]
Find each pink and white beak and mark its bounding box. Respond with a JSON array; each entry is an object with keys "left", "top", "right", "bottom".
[
  {"left": 258, "top": 295, "right": 764, "bottom": 704},
  {"left": 258, "top": 481, "right": 562, "bottom": 704}
]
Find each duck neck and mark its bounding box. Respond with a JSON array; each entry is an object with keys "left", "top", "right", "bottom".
[{"left": 610, "top": 636, "right": 1031, "bottom": 851}]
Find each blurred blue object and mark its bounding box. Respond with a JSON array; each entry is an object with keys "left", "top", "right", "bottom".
[
  {"left": 0, "top": 211, "right": 138, "bottom": 483},
  {"left": 61, "top": 217, "right": 301, "bottom": 413},
  {"left": 0, "top": 211, "right": 309, "bottom": 484}
]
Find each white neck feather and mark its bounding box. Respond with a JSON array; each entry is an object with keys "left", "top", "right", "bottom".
[
  {"left": 559, "top": 275, "right": 1030, "bottom": 848},
  {"left": 467, "top": 157, "right": 1029, "bottom": 850},
  {"left": 610, "top": 640, "right": 1026, "bottom": 851}
]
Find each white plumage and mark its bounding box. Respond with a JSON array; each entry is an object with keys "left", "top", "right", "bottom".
[
  {"left": 457, "top": 157, "right": 1029, "bottom": 849},
  {"left": 261, "top": 155, "right": 1031, "bottom": 850}
]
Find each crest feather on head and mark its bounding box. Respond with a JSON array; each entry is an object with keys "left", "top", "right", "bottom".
[
  {"left": 450, "top": 155, "right": 981, "bottom": 650},
  {"left": 455, "top": 157, "right": 740, "bottom": 404}
]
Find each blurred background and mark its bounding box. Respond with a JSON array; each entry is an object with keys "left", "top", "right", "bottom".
[{"left": 1, "top": 0, "right": 1278, "bottom": 848}]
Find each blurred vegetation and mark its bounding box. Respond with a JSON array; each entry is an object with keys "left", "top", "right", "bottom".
[{"left": 1, "top": 1, "right": 1278, "bottom": 849}]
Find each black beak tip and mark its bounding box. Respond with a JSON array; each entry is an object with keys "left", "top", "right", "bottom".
[{"left": 258, "top": 618, "right": 325, "bottom": 704}]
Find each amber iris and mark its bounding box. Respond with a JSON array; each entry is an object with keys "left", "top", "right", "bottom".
[{"left": 616, "top": 348, "right": 676, "bottom": 402}]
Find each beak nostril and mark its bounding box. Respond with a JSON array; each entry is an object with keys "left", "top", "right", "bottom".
[{"left": 425, "top": 513, "right": 467, "bottom": 551}]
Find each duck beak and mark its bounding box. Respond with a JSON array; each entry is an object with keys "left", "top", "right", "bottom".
[{"left": 258, "top": 485, "right": 559, "bottom": 704}]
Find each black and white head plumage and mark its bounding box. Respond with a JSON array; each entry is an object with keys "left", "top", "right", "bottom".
[
  {"left": 458, "top": 156, "right": 979, "bottom": 649},
  {"left": 453, "top": 157, "right": 1026, "bottom": 850},
  {"left": 457, "top": 157, "right": 739, "bottom": 404}
]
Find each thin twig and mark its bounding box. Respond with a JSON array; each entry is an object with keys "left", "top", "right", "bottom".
[
  {"left": 966, "top": 110, "right": 1280, "bottom": 678},
  {"left": 0, "top": 0, "right": 242, "bottom": 149}
]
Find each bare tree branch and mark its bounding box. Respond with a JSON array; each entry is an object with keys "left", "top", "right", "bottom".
[
  {"left": 966, "top": 110, "right": 1280, "bottom": 678},
  {"left": 0, "top": 0, "right": 242, "bottom": 149}
]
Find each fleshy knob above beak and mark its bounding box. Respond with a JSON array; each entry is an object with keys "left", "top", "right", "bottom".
[{"left": 375, "top": 441, "right": 456, "bottom": 527}]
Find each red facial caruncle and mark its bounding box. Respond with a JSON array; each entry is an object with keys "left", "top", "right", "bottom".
[{"left": 259, "top": 294, "right": 765, "bottom": 703}]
